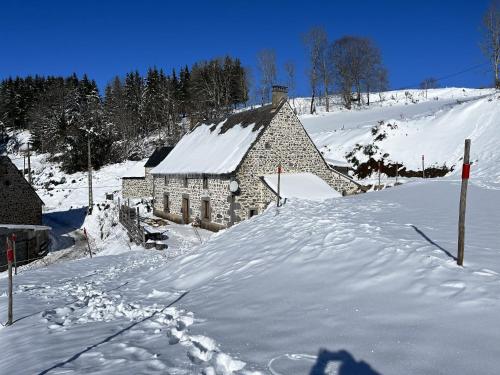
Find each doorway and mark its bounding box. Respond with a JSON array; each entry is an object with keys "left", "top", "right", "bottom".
[{"left": 182, "top": 197, "right": 190, "bottom": 224}]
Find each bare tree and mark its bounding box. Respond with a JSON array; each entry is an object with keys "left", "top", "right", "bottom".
[
  {"left": 284, "top": 61, "right": 296, "bottom": 108},
  {"left": 329, "top": 36, "right": 388, "bottom": 109},
  {"left": 481, "top": 1, "right": 500, "bottom": 88},
  {"left": 420, "top": 77, "right": 439, "bottom": 98},
  {"left": 303, "top": 27, "right": 329, "bottom": 113},
  {"left": 256, "top": 49, "right": 277, "bottom": 103}
]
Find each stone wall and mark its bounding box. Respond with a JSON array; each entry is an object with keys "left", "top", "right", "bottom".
[
  {"left": 234, "top": 102, "right": 359, "bottom": 221},
  {"left": 122, "top": 168, "right": 154, "bottom": 199},
  {"left": 153, "top": 175, "right": 231, "bottom": 230},
  {"left": 0, "top": 158, "right": 43, "bottom": 225}
]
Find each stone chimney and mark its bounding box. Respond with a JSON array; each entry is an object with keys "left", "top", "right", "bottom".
[{"left": 272, "top": 85, "right": 288, "bottom": 109}]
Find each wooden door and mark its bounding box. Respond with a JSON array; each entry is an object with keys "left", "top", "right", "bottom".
[{"left": 182, "top": 197, "right": 190, "bottom": 223}]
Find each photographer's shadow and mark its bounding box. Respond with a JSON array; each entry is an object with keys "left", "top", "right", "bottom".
[{"left": 310, "top": 349, "right": 381, "bottom": 375}]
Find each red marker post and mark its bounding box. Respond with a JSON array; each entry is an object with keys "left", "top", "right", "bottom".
[
  {"left": 457, "top": 139, "right": 471, "bottom": 266},
  {"left": 277, "top": 164, "right": 282, "bottom": 207},
  {"left": 6, "top": 237, "right": 14, "bottom": 325},
  {"left": 11, "top": 233, "right": 17, "bottom": 275}
]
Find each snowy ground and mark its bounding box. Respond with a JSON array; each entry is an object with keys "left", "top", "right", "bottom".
[
  {"left": 1, "top": 178, "right": 499, "bottom": 374},
  {"left": 1, "top": 87, "right": 500, "bottom": 374}
]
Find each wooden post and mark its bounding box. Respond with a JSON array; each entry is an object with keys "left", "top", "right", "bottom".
[
  {"left": 6, "top": 238, "right": 13, "bottom": 325},
  {"left": 83, "top": 228, "right": 92, "bottom": 259},
  {"left": 12, "top": 234, "right": 17, "bottom": 275},
  {"left": 23, "top": 154, "right": 26, "bottom": 178},
  {"left": 378, "top": 161, "right": 381, "bottom": 189},
  {"left": 422, "top": 155, "right": 425, "bottom": 178},
  {"left": 27, "top": 142, "right": 32, "bottom": 185},
  {"left": 457, "top": 139, "right": 471, "bottom": 266},
  {"left": 277, "top": 163, "right": 282, "bottom": 207}
]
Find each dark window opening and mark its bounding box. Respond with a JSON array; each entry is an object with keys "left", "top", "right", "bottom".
[
  {"left": 265, "top": 142, "right": 271, "bottom": 150},
  {"left": 203, "top": 176, "right": 208, "bottom": 189},
  {"left": 202, "top": 199, "right": 210, "bottom": 221},
  {"left": 164, "top": 176, "right": 168, "bottom": 185},
  {"left": 183, "top": 177, "right": 188, "bottom": 187},
  {"left": 249, "top": 209, "right": 258, "bottom": 218}
]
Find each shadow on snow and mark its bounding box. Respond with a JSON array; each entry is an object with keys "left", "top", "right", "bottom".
[
  {"left": 42, "top": 207, "right": 87, "bottom": 252},
  {"left": 309, "top": 349, "right": 381, "bottom": 375}
]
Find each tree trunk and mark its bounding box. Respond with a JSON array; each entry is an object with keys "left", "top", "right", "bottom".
[
  {"left": 310, "top": 90, "right": 315, "bottom": 114},
  {"left": 324, "top": 86, "right": 329, "bottom": 112}
]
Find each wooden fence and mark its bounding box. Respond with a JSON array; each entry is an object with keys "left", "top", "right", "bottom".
[{"left": 118, "top": 201, "right": 145, "bottom": 245}]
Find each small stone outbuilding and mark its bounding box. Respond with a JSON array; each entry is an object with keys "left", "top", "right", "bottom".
[
  {"left": 122, "top": 146, "right": 173, "bottom": 199},
  {"left": 151, "top": 86, "right": 361, "bottom": 231},
  {"left": 0, "top": 155, "right": 44, "bottom": 225}
]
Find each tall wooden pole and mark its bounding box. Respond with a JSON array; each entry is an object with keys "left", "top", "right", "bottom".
[
  {"left": 457, "top": 139, "right": 471, "bottom": 266},
  {"left": 422, "top": 155, "right": 425, "bottom": 179},
  {"left": 23, "top": 154, "right": 26, "bottom": 179},
  {"left": 27, "top": 142, "right": 32, "bottom": 185},
  {"left": 87, "top": 136, "right": 93, "bottom": 215}
]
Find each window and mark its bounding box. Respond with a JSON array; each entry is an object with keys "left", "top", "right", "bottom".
[
  {"left": 202, "top": 199, "right": 210, "bottom": 221},
  {"left": 249, "top": 209, "right": 258, "bottom": 218},
  {"left": 164, "top": 176, "right": 168, "bottom": 185},
  {"left": 163, "top": 193, "right": 169, "bottom": 212},
  {"left": 203, "top": 176, "right": 208, "bottom": 189},
  {"left": 265, "top": 142, "right": 271, "bottom": 150},
  {"left": 183, "top": 177, "right": 188, "bottom": 187}
]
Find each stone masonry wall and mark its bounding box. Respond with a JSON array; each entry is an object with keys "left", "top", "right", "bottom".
[
  {"left": 122, "top": 167, "right": 154, "bottom": 199},
  {"left": 153, "top": 175, "right": 231, "bottom": 229},
  {"left": 234, "top": 102, "right": 359, "bottom": 222},
  {"left": 0, "top": 158, "right": 42, "bottom": 225}
]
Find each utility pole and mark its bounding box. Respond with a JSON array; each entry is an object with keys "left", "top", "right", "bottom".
[
  {"left": 457, "top": 139, "right": 471, "bottom": 266},
  {"left": 27, "top": 142, "right": 32, "bottom": 185},
  {"left": 87, "top": 135, "right": 93, "bottom": 215}
]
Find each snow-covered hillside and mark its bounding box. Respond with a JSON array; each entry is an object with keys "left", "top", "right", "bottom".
[{"left": 298, "top": 88, "right": 500, "bottom": 188}]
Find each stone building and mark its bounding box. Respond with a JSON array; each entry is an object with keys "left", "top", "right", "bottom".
[
  {"left": 0, "top": 155, "right": 44, "bottom": 225},
  {"left": 122, "top": 146, "right": 173, "bottom": 199},
  {"left": 151, "top": 86, "right": 361, "bottom": 231}
]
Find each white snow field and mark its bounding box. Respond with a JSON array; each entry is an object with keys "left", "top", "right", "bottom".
[{"left": 0, "top": 87, "right": 499, "bottom": 374}]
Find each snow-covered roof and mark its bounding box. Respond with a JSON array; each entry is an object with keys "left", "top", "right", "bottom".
[
  {"left": 152, "top": 104, "right": 282, "bottom": 176},
  {"left": 122, "top": 159, "right": 147, "bottom": 178},
  {"left": 262, "top": 173, "right": 341, "bottom": 201}
]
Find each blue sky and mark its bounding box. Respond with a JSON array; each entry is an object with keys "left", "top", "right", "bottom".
[{"left": 0, "top": 0, "right": 493, "bottom": 97}]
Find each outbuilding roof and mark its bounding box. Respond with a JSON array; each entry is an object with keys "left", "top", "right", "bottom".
[{"left": 144, "top": 146, "right": 174, "bottom": 168}]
